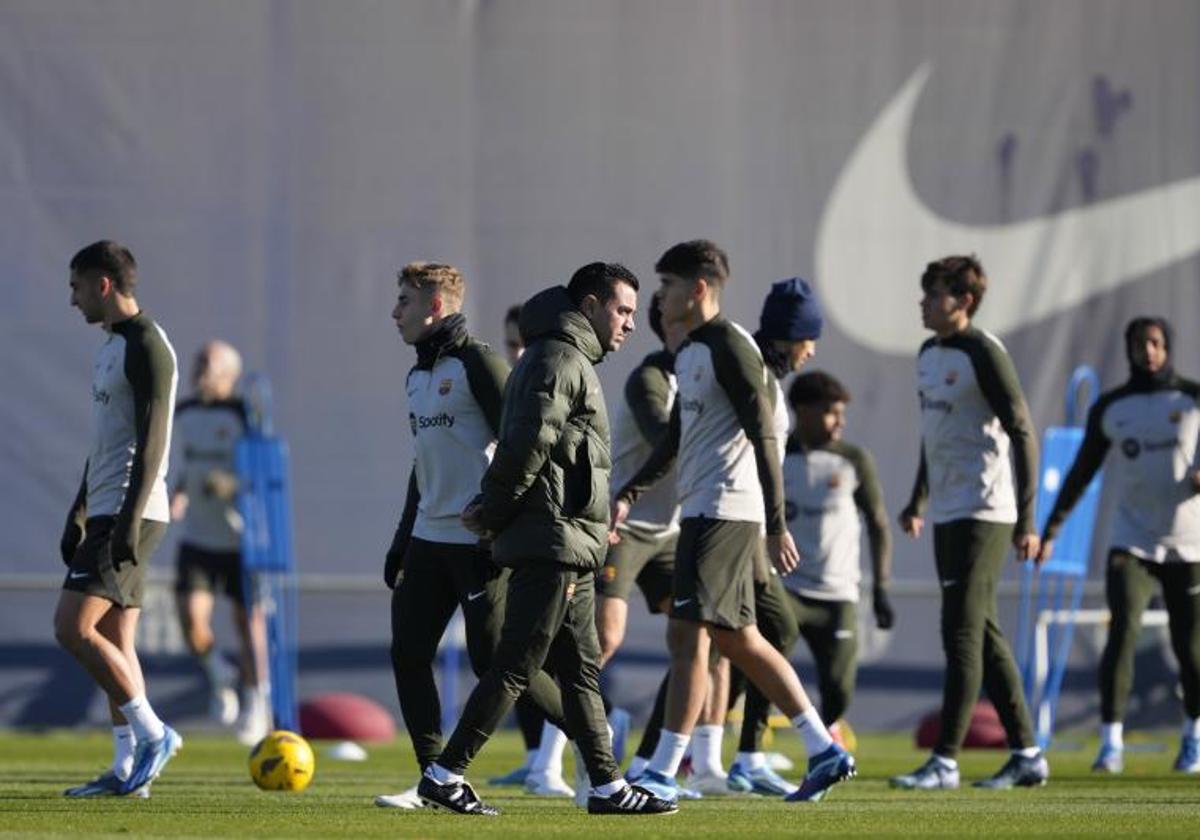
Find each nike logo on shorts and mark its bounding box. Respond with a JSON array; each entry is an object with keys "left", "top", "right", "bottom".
[
  {"left": 940, "top": 579, "right": 958, "bottom": 588},
  {"left": 673, "top": 598, "right": 692, "bottom": 608},
  {"left": 68, "top": 570, "right": 90, "bottom": 580},
  {"left": 466, "top": 590, "right": 486, "bottom": 602}
]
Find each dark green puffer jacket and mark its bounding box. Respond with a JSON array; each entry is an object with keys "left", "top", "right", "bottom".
[{"left": 477, "top": 286, "right": 612, "bottom": 570}]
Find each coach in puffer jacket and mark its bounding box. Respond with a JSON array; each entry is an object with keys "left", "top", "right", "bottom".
[
  {"left": 474, "top": 284, "right": 616, "bottom": 571},
  {"left": 421, "top": 263, "right": 661, "bottom": 813}
]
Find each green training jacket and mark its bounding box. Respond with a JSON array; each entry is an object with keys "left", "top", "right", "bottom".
[{"left": 477, "top": 285, "right": 612, "bottom": 570}]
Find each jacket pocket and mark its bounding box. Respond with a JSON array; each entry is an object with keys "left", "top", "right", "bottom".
[
  {"left": 541, "top": 461, "right": 566, "bottom": 513},
  {"left": 555, "top": 424, "right": 590, "bottom": 516},
  {"left": 574, "top": 434, "right": 611, "bottom": 524}
]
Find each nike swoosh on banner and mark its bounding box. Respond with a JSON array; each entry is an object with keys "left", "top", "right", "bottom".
[{"left": 816, "top": 63, "right": 1200, "bottom": 356}]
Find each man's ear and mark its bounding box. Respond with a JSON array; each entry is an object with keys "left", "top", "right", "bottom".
[
  {"left": 693, "top": 277, "right": 710, "bottom": 301},
  {"left": 579, "top": 293, "right": 600, "bottom": 319},
  {"left": 429, "top": 292, "right": 444, "bottom": 317},
  {"left": 97, "top": 275, "right": 114, "bottom": 298},
  {"left": 956, "top": 291, "right": 974, "bottom": 315}
]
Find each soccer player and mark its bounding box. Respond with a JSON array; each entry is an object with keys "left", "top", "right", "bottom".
[
  {"left": 379, "top": 263, "right": 571, "bottom": 810},
  {"left": 600, "top": 294, "right": 684, "bottom": 657},
  {"left": 417, "top": 263, "right": 675, "bottom": 816},
  {"left": 729, "top": 370, "right": 894, "bottom": 794},
  {"left": 890, "top": 255, "right": 1047, "bottom": 791},
  {"left": 57, "top": 241, "right": 181, "bottom": 797},
  {"left": 614, "top": 242, "right": 856, "bottom": 804},
  {"left": 598, "top": 293, "right": 690, "bottom": 783},
  {"left": 1038, "top": 316, "right": 1200, "bottom": 773},
  {"left": 681, "top": 277, "right": 825, "bottom": 796},
  {"left": 169, "top": 341, "right": 270, "bottom": 745}
]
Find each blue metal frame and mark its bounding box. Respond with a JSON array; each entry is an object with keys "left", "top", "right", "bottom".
[
  {"left": 1016, "top": 365, "right": 1102, "bottom": 748},
  {"left": 236, "top": 375, "right": 299, "bottom": 733}
]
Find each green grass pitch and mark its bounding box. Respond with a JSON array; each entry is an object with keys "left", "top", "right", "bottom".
[{"left": 2, "top": 728, "right": 1199, "bottom": 837}]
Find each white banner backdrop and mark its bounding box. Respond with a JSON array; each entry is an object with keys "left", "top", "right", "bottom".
[{"left": 2, "top": 0, "right": 1197, "bottom": 591}]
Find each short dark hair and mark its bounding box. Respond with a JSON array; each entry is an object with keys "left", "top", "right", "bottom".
[
  {"left": 70, "top": 240, "right": 138, "bottom": 294},
  {"left": 654, "top": 240, "right": 730, "bottom": 286},
  {"left": 920, "top": 255, "right": 987, "bottom": 316},
  {"left": 504, "top": 304, "right": 522, "bottom": 327},
  {"left": 788, "top": 370, "right": 851, "bottom": 408},
  {"left": 566, "top": 262, "right": 640, "bottom": 305},
  {"left": 648, "top": 293, "right": 665, "bottom": 342}
]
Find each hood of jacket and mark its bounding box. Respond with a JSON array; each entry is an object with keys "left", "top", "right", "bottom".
[{"left": 519, "top": 286, "right": 604, "bottom": 364}]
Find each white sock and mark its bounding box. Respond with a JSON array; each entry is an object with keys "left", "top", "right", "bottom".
[
  {"left": 237, "top": 683, "right": 263, "bottom": 720},
  {"left": 523, "top": 748, "right": 537, "bottom": 769},
  {"left": 118, "top": 696, "right": 166, "bottom": 743},
  {"left": 244, "top": 682, "right": 265, "bottom": 706},
  {"left": 1100, "top": 722, "right": 1123, "bottom": 748},
  {"left": 1014, "top": 746, "right": 1041, "bottom": 758},
  {"left": 530, "top": 723, "right": 568, "bottom": 776},
  {"left": 112, "top": 725, "right": 136, "bottom": 780},
  {"left": 425, "top": 763, "right": 463, "bottom": 785},
  {"left": 647, "top": 729, "right": 690, "bottom": 778},
  {"left": 791, "top": 707, "right": 834, "bottom": 757},
  {"left": 736, "top": 750, "right": 766, "bottom": 771},
  {"left": 691, "top": 724, "right": 725, "bottom": 776},
  {"left": 627, "top": 755, "right": 649, "bottom": 778},
  {"left": 1184, "top": 718, "right": 1200, "bottom": 739},
  {"left": 592, "top": 778, "right": 628, "bottom": 797},
  {"left": 932, "top": 754, "right": 958, "bottom": 770}
]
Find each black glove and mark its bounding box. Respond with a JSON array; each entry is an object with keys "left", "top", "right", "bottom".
[
  {"left": 384, "top": 528, "right": 408, "bottom": 589},
  {"left": 109, "top": 517, "right": 140, "bottom": 569},
  {"left": 873, "top": 585, "right": 895, "bottom": 630},
  {"left": 60, "top": 516, "right": 84, "bottom": 566}
]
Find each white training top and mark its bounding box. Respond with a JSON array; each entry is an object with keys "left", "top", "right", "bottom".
[
  {"left": 171, "top": 398, "right": 247, "bottom": 552},
  {"left": 87, "top": 314, "right": 178, "bottom": 522}
]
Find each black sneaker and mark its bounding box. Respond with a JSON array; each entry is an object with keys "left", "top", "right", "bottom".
[
  {"left": 587, "top": 783, "right": 679, "bottom": 815},
  {"left": 416, "top": 774, "right": 500, "bottom": 815},
  {"left": 972, "top": 752, "right": 1049, "bottom": 789}
]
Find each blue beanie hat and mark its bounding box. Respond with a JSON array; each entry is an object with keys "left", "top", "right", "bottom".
[{"left": 759, "top": 277, "right": 823, "bottom": 341}]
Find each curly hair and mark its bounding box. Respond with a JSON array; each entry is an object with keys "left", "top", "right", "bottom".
[{"left": 398, "top": 261, "right": 465, "bottom": 307}]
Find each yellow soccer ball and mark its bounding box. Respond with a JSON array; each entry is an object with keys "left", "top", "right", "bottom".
[{"left": 249, "top": 730, "right": 315, "bottom": 792}]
